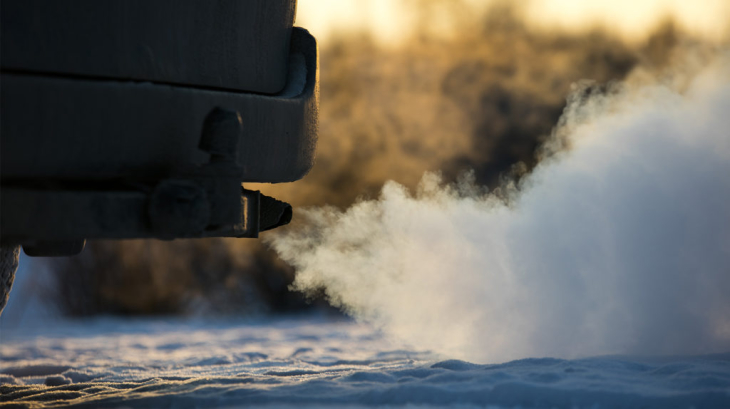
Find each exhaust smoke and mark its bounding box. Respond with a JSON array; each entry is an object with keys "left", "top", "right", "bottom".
[{"left": 268, "top": 54, "right": 730, "bottom": 363}]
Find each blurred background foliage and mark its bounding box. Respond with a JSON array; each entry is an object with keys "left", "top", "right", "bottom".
[{"left": 42, "top": 2, "right": 701, "bottom": 316}]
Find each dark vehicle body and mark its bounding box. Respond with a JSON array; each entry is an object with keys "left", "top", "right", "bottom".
[{"left": 0, "top": 0, "right": 319, "bottom": 313}]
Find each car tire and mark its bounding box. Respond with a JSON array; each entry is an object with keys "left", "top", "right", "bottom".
[{"left": 0, "top": 245, "right": 20, "bottom": 316}]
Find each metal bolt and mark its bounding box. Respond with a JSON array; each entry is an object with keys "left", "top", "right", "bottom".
[{"left": 148, "top": 180, "right": 210, "bottom": 238}]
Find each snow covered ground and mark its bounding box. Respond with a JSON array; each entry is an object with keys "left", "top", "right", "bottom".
[
  {"left": 0, "top": 258, "right": 729, "bottom": 408},
  {"left": 1, "top": 314, "right": 729, "bottom": 408}
]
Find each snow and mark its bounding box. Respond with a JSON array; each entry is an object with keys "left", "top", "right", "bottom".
[{"left": 1, "top": 315, "right": 729, "bottom": 408}]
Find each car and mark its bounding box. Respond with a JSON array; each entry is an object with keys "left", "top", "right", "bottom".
[{"left": 0, "top": 0, "right": 319, "bottom": 315}]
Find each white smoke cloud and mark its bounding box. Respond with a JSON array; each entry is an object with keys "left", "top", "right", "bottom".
[{"left": 268, "top": 53, "right": 730, "bottom": 363}]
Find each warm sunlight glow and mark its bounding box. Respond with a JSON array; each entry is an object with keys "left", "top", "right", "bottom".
[
  {"left": 297, "top": 0, "right": 730, "bottom": 46},
  {"left": 525, "top": 0, "right": 730, "bottom": 41}
]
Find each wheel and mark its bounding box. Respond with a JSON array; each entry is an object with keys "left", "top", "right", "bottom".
[{"left": 0, "top": 245, "right": 20, "bottom": 316}]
